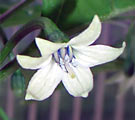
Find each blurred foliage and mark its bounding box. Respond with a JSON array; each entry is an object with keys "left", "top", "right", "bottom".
[
  {"left": 124, "top": 22, "right": 135, "bottom": 76},
  {"left": 0, "top": 107, "right": 9, "bottom": 120},
  {"left": 11, "top": 69, "right": 25, "bottom": 96},
  {"left": 0, "top": 5, "right": 41, "bottom": 27},
  {"left": 42, "top": 0, "right": 135, "bottom": 30},
  {"left": 0, "top": 0, "right": 135, "bottom": 29}
]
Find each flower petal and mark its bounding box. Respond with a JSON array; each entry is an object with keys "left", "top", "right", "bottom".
[
  {"left": 68, "top": 15, "right": 101, "bottom": 47},
  {"left": 35, "top": 37, "right": 66, "bottom": 56},
  {"left": 74, "top": 42, "right": 126, "bottom": 67},
  {"left": 16, "top": 55, "right": 51, "bottom": 70},
  {"left": 62, "top": 65, "right": 93, "bottom": 97},
  {"left": 25, "top": 61, "right": 63, "bottom": 101}
]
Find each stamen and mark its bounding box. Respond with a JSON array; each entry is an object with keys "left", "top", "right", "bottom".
[
  {"left": 67, "top": 46, "right": 70, "bottom": 55},
  {"left": 57, "top": 49, "right": 61, "bottom": 57},
  {"left": 67, "top": 46, "right": 73, "bottom": 62},
  {"left": 60, "top": 47, "right": 67, "bottom": 59},
  {"left": 65, "top": 63, "right": 75, "bottom": 79},
  {"left": 53, "top": 46, "right": 77, "bottom": 77},
  {"left": 53, "top": 52, "right": 60, "bottom": 63}
]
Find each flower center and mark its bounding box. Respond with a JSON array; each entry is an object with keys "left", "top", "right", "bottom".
[{"left": 53, "top": 46, "right": 76, "bottom": 78}]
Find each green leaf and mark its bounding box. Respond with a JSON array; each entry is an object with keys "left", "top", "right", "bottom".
[{"left": 42, "top": 0, "right": 135, "bottom": 30}]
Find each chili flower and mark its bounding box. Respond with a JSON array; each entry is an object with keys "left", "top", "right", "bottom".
[{"left": 17, "top": 15, "right": 126, "bottom": 101}]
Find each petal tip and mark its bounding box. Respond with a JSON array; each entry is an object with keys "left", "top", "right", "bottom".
[
  {"left": 81, "top": 92, "right": 89, "bottom": 98},
  {"left": 94, "top": 14, "right": 99, "bottom": 19},
  {"left": 16, "top": 54, "right": 21, "bottom": 60},
  {"left": 35, "top": 37, "right": 42, "bottom": 45},
  {"left": 25, "top": 93, "right": 33, "bottom": 100},
  {"left": 93, "top": 14, "right": 101, "bottom": 23},
  {"left": 120, "top": 41, "right": 126, "bottom": 54},
  {"left": 35, "top": 37, "right": 41, "bottom": 41},
  {"left": 122, "top": 41, "right": 126, "bottom": 48},
  {"left": 16, "top": 55, "right": 23, "bottom": 65},
  {"left": 16, "top": 55, "right": 29, "bottom": 69}
]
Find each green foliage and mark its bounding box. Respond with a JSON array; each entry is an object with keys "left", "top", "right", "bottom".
[
  {"left": 0, "top": 108, "right": 9, "bottom": 120},
  {"left": 11, "top": 69, "right": 25, "bottom": 96},
  {"left": 0, "top": 0, "right": 135, "bottom": 29},
  {"left": 124, "top": 22, "right": 135, "bottom": 76},
  {"left": 1, "top": 5, "right": 41, "bottom": 27},
  {"left": 42, "top": 0, "right": 135, "bottom": 30}
]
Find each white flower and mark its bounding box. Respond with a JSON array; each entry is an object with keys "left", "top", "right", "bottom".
[{"left": 16, "top": 15, "right": 126, "bottom": 101}]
